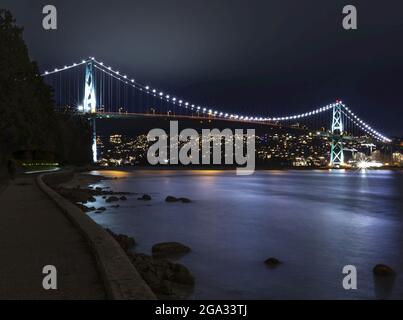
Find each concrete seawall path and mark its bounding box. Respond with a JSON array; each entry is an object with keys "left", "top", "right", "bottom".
[{"left": 0, "top": 175, "right": 106, "bottom": 299}]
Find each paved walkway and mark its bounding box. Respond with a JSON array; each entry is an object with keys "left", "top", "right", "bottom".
[{"left": 0, "top": 175, "right": 106, "bottom": 299}]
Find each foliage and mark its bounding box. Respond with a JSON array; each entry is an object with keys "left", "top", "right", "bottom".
[{"left": 0, "top": 9, "right": 91, "bottom": 169}]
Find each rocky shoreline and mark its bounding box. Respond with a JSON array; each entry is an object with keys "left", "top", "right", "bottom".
[
  {"left": 52, "top": 172, "right": 195, "bottom": 299},
  {"left": 54, "top": 173, "right": 131, "bottom": 213},
  {"left": 51, "top": 171, "right": 398, "bottom": 299},
  {"left": 107, "top": 229, "right": 194, "bottom": 299}
]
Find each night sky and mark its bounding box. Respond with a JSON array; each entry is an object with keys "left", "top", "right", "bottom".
[{"left": 2, "top": 0, "right": 403, "bottom": 136}]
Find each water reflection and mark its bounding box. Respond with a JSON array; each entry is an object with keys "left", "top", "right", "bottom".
[{"left": 88, "top": 169, "right": 403, "bottom": 299}]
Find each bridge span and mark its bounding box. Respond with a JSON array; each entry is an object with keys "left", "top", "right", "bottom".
[{"left": 42, "top": 57, "right": 392, "bottom": 167}]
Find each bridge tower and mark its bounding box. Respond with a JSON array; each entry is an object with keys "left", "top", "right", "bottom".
[
  {"left": 82, "top": 59, "right": 98, "bottom": 162},
  {"left": 330, "top": 102, "right": 344, "bottom": 166},
  {"left": 83, "top": 59, "right": 96, "bottom": 113}
]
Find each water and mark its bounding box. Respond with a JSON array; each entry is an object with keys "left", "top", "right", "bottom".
[{"left": 86, "top": 169, "right": 403, "bottom": 299}]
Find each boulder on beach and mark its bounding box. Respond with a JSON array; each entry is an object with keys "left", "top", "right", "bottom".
[
  {"left": 106, "top": 196, "right": 119, "bottom": 203},
  {"left": 138, "top": 194, "right": 152, "bottom": 201},
  {"left": 152, "top": 242, "right": 191, "bottom": 258},
  {"left": 128, "top": 252, "right": 195, "bottom": 299},
  {"left": 170, "top": 263, "right": 195, "bottom": 285},
  {"left": 373, "top": 264, "right": 396, "bottom": 276},
  {"left": 58, "top": 187, "right": 96, "bottom": 203},
  {"left": 105, "top": 228, "right": 136, "bottom": 252},
  {"left": 265, "top": 257, "right": 281, "bottom": 267},
  {"left": 116, "top": 234, "right": 136, "bottom": 251},
  {"left": 87, "top": 196, "right": 96, "bottom": 202}
]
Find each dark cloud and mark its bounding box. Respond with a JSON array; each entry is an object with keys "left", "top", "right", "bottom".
[{"left": 2, "top": 0, "right": 403, "bottom": 135}]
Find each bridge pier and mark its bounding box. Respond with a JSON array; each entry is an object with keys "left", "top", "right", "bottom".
[{"left": 330, "top": 103, "right": 344, "bottom": 166}]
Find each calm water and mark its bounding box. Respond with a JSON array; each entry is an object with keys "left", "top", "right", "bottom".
[{"left": 86, "top": 169, "right": 403, "bottom": 299}]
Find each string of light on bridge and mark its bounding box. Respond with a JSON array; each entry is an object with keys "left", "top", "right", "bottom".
[
  {"left": 343, "top": 105, "right": 390, "bottom": 142},
  {"left": 41, "top": 59, "right": 88, "bottom": 76},
  {"left": 41, "top": 57, "right": 391, "bottom": 143},
  {"left": 42, "top": 57, "right": 338, "bottom": 122},
  {"left": 341, "top": 108, "right": 390, "bottom": 142}
]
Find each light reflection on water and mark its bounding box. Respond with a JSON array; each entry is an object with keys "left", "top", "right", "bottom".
[{"left": 87, "top": 169, "right": 403, "bottom": 299}]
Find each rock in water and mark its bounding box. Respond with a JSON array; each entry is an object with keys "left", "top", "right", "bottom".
[
  {"left": 106, "top": 196, "right": 119, "bottom": 203},
  {"left": 373, "top": 264, "right": 396, "bottom": 276},
  {"left": 165, "top": 196, "right": 191, "bottom": 203},
  {"left": 138, "top": 194, "right": 152, "bottom": 201},
  {"left": 265, "top": 257, "right": 281, "bottom": 267},
  {"left": 76, "top": 203, "right": 95, "bottom": 212},
  {"left": 152, "top": 242, "right": 191, "bottom": 258},
  {"left": 165, "top": 196, "right": 178, "bottom": 202},
  {"left": 120, "top": 196, "right": 127, "bottom": 201}
]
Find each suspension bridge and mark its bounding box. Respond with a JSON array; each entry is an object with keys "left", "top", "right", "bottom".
[{"left": 41, "top": 57, "right": 391, "bottom": 167}]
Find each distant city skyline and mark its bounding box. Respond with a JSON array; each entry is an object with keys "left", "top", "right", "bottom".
[{"left": 94, "top": 123, "right": 400, "bottom": 168}]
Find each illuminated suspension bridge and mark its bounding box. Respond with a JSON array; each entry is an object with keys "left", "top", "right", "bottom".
[{"left": 41, "top": 57, "right": 391, "bottom": 167}]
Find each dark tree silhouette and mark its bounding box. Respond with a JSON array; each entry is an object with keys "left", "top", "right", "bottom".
[{"left": 0, "top": 9, "right": 92, "bottom": 173}]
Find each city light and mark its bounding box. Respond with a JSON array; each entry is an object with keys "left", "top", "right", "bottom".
[{"left": 357, "top": 160, "right": 383, "bottom": 169}]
